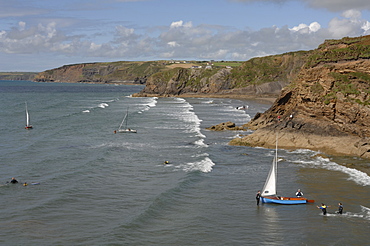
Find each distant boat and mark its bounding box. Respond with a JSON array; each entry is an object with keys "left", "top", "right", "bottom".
[
  {"left": 25, "top": 102, "right": 33, "bottom": 129},
  {"left": 260, "top": 134, "right": 314, "bottom": 205},
  {"left": 117, "top": 108, "right": 137, "bottom": 133}
]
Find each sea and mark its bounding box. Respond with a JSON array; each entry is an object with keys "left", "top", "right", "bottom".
[{"left": 0, "top": 80, "right": 369, "bottom": 245}]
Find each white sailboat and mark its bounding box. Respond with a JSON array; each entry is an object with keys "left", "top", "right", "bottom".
[
  {"left": 117, "top": 108, "right": 137, "bottom": 133},
  {"left": 25, "top": 102, "right": 33, "bottom": 129},
  {"left": 260, "top": 133, "right": 314, "bottom": 205}
]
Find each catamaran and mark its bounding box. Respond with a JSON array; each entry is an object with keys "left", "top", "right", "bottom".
[
  {"left": 25, "top": 102, "right": 33, "bottom": 129},
  {"left": 117, "top": 108, "right": 137, "bottom": 133},
  {"left": 260, "top": 134, "right": 314, "bottom": 205}
]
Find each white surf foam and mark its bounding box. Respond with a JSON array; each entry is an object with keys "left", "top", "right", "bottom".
[
  {"left": 82, "top": 110, "right": 90, "bottom": 113},
  {"left": 175, "top": 98, "right": 206, "bottom": 138},
  {"left": 180, "top": 157, "right": 215, "bottom": 173},
  {"left": 331, "top": 206, "right": 370, "bottom": 221},
  {"left": 295, "top": 156, "right": 370, "bottom": 186},
  {"left": 203, "top": 100, "right": 214, "bottom": 104},
  {"left": 138, "top": 97, "right": 158, "bottom": 112},
  {"left": 98, "top": 103, "right": 109, "bottom": 108},
  {"left": 146, "top": 97, "right": 158, "bottom": 108},
  {"left": 194, "top": 139, "right": 208, "bottom": 148}
]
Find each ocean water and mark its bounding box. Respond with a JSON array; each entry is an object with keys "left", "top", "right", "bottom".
[{"left": 0, "top": 80, "right": 369, "bottom": 245}]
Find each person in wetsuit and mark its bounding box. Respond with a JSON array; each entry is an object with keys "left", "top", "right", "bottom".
[
  {"left": 256, "top": 190, "right": 261, "bottom": 205},
  {"left": 317, "top": 203, "right": 330, "bottom": 215},
  {"left": 10, "top": 177, "right": 18, "bottom": 184},
  {"left": 336, "top": 203, "right": 343, "bottom": 214},
  {"left": 295, "top": 189, "right": 303, "bottom": 197}
]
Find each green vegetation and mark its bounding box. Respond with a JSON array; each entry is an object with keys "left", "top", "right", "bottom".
[
  {"left": 323, "top": 71, "right": 370, "bottom": 105},
  {"left": 0, "top": 72, "right": 38, "bottom": 81},
  {"left": 310, "top": 83, "right": 324, "bottom": 95},
  {"left": 227, "top": 51, "right": 308, "bottom": 88},
  {"left": 212, "top": 61, "right": 243, "bottom": 67},
  {"left": 350, "top": 72, "right": 370, "bottom": 84},
  {"left": 306, "top": 36, "right": 370, "bottom": 68}
]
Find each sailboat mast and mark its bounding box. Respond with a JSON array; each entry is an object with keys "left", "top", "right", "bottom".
[
  {"left": 125, "top": 108, "right": 129, "bottom": 129},
  {"left": 275, "top": 132, "right": 278, "bottom": 194}
]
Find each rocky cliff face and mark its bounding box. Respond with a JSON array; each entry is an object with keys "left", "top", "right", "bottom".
[
  {"left": 33, "top": 61, "right": 166, "bottom": 84},
  {"left": 133, "top": 52, "right": 308, "bottom": 97},
  {"left": 35, "top": 63, "right": 93, "bottom": 83},
  {"left": 230, "top": 36, "right": 370, "bottom": 159}
]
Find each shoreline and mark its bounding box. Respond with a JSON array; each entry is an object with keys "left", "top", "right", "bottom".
[{"left": 132, "top": 92, "right": 277, "bottom": 105}]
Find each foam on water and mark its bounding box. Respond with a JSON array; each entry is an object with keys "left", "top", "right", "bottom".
[
  {"left": 325, "top": 205, "right": 370, "bottom": 221},
  {"left": 98, "top": 103, "right": 109, "bottom": 108},
  {"left": 168, "top": 98, "right": 213, "bottom": 172},
  {"left": 194, "top": 139, "right": 208, "bottom": 148},
  {"left": 179, "top": 157, "right": 215, "bottom": 173},
  {"left": 136, "top": 97, "right": 158, "bottom": 113},
  {"left": 145, "top": 97, "right": 158, "bottom": 108},
  {"left": 203, "top": 99, "right": 214, "bottom": 104},
  {"left": 294, "top": 156, "right": 370, "bottom": 186}
]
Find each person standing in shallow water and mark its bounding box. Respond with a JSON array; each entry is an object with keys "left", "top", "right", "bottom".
[
  {"left": 317, "top": 203, "right": 330, "bottom": 215},
  {"left": 256, "top": 191, "right": 261, "bottom": 205}
]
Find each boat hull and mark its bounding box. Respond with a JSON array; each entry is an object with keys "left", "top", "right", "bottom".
[
  {"left": 261, "top": 196, "right": 314, "bottom": 205},
  {"left": 118, "top": 129, "right": 137, "bottom": 133}
]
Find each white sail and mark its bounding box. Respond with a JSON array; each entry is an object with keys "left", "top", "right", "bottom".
[
  {"left": 25, "top": 102, "right": 31, "bottom": 127},
  {"left": 261, "top": 134, "right": 278, "bottom": 196},
  {"left": 261, "top": 156, "right": 277, "bottom": 196}
]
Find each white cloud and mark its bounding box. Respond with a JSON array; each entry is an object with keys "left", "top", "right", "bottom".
[
  {"left": 167, "top": 41, "right": 179, "bottom": 47},
  {"left": 290, "top": 22, "right": 321, "bottom": 33},
  {"left": 170, "top": 20, "right": 192, "bottom": 28},
  {"left": 328, "top": 9, "right": 368, "bottom": 37},
  {"left": 18, "top": 21, "right": 26, "bottom": 31},
  {"left": 116, "top": 26, "right": 134, "bottom": 37},
  {"left": 362, "top": 21, "right": 370, "bottom": 34},
  {"left": 309, "top": 22, "right": 321, "bottom": 32},
  {"left": 342, "top": 9, "right": 362, "bottom": 19}
]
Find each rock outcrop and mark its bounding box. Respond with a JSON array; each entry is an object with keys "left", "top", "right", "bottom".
[
  {"left": 206, "top": 121, "right": 245, "bottom": 131},
  {"left": 230, "top": 36, "right": 370, "bottom": 159}
]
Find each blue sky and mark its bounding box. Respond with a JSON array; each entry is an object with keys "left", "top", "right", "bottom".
[{"left": 1, "top": 0, "right": 370, "bottom": 72}]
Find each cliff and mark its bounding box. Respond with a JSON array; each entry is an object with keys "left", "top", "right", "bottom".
[
  {"left": 0, "top": 72, "right": 37, "bottom": 81},
  {"left": 229, "top": 35, "right": 370, "bottom": 159},
  {"left": 33, "top": 61, "right": 169, "bottom": 84},
  {"left": 133, "top": 51, "right": 309, "bottom": 98}
]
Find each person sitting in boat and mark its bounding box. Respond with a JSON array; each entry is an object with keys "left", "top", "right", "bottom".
[
  {"left": 10, "top": 177, "right": 18, "bottom": 184},
  {"left": 317, "top": 203, "right": 330, "bottom": 215},
  {"left": 336, "top": 203, "right": 343, "bottom": 214},
  {"left": 295, "top": 189, "right": 303, "bottom": 197}
]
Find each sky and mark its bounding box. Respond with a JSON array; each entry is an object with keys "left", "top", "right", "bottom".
[{"left": 1, "top": 0, "right": 370, "bottom": 72}]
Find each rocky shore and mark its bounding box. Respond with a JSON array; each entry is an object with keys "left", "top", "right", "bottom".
[{"left": 227, "top": 36, "right": 370, "bottom": 160}]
